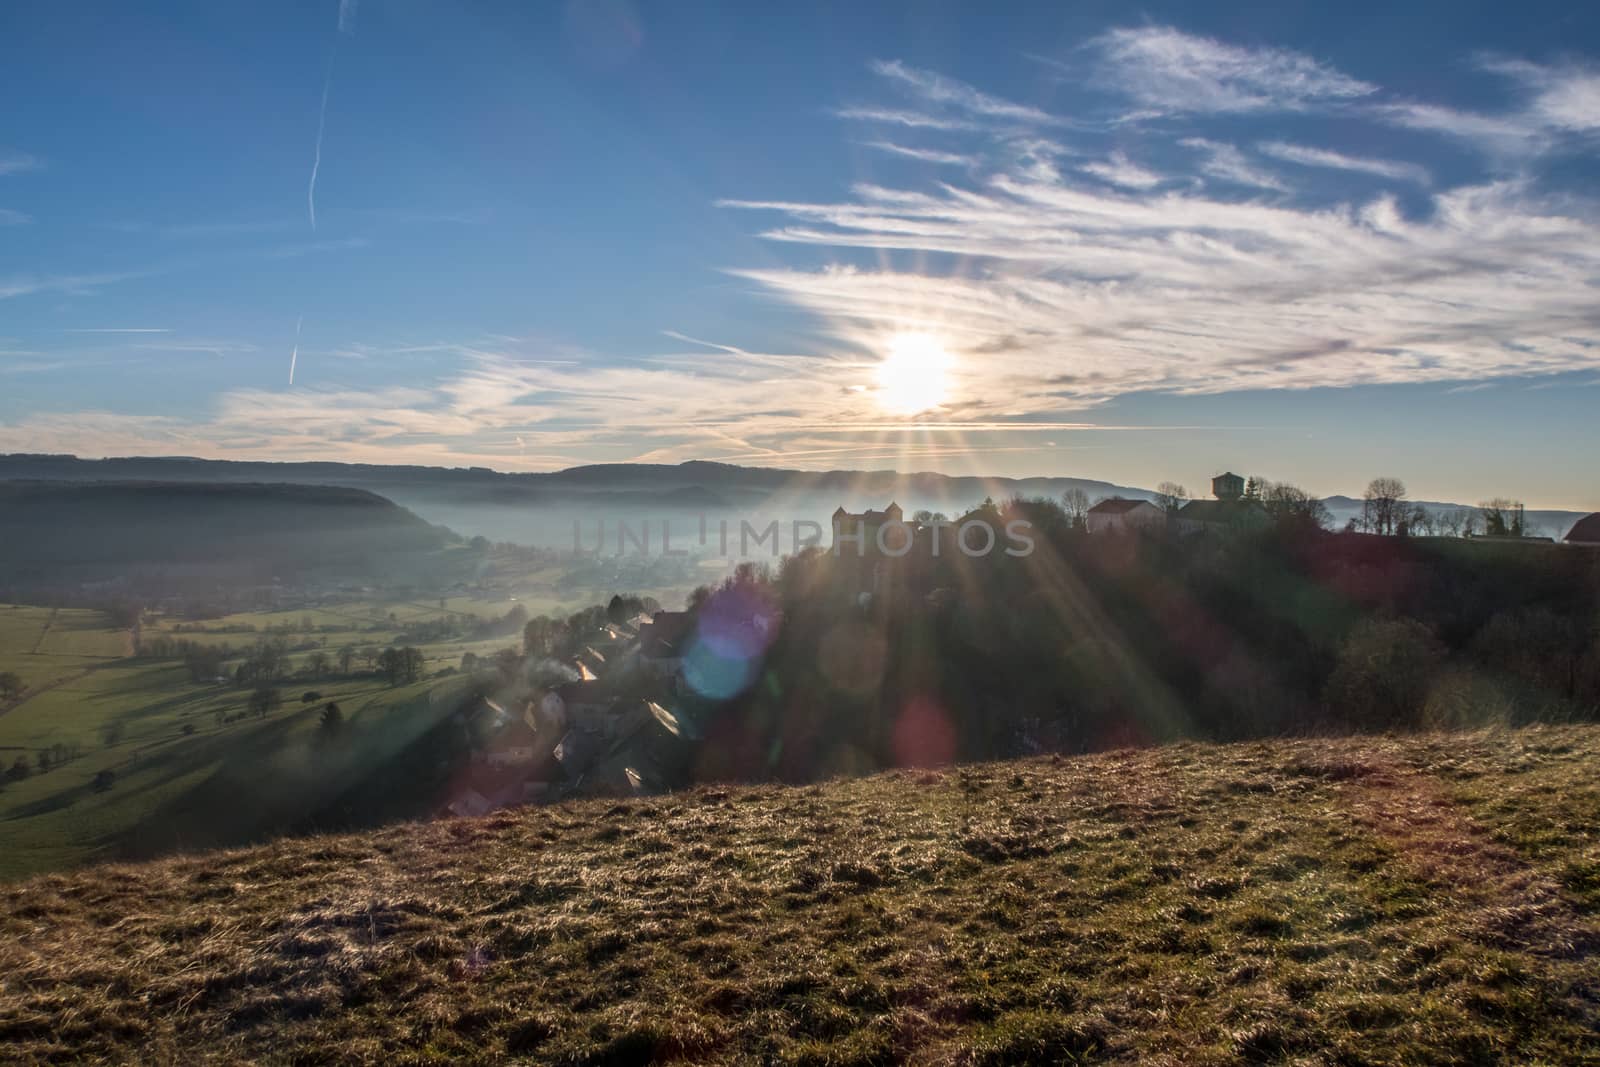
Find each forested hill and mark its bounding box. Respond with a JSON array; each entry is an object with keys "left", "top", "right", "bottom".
[
  {"left": 0, "top": 481, "right": 454, "bottom": 586},
  {"left": 0, "top": 453, "right": 1142, "bottom": 506}
]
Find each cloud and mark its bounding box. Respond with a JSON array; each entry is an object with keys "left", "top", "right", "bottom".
[
  {"left": 338, "top": 0, "right": 358, "bottom": 34},
  {"left": 1372, "top": 59, "right": 1600, "bottom": 155},
  {"left": 0, "top": 271, "right": 149, "bottom": 301},
  {"left": 1372, "top": 102, "right": 1536, "bottom": 153},
  {"left": 863, "top": 141, "right": 975, "bottom": 167},
  {"left": 870, "top": 59, "right": 1058, "bottom": 125},
  {"left": 60, "top": 328, "right": 173, "bottom": 334},
  {"left": 1078, "top": 151, "right": 1165, "bottom": 190},
  {"left": 834, "top": 107, "right": 978, "bottom": 132},
  {"left": 1482, "top": 58, "right": 1600, "bottom": 132},
  {"left": 1180, "top": 139, "right": 1287, "bottom": 191},
  {"left": 0, "top": 208, "right": 30, "bottom": 226},
  {"left": 0, "top": 152, "right": 41, "bottom": 176},
  {"left": 1258, "top": 141, "right": 1430, "bottom": 185},
  {"left": 1091, "top": 26, "right": 1376, "bottom": 115},
  {"left": 721, "top": 104, "right": 1600, "bottom": 411}
]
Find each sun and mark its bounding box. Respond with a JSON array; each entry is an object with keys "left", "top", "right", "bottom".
[{"left": 874, "top": 332, "right": 953, "bottom": 415}]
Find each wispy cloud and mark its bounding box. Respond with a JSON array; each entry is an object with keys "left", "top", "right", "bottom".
[
  {"left": 1078, "top": 151, "right": 1165, "bottom": 190},
  {"left": 1091, "top": 26, "right": 1376, "bottom": 116},
  {"left": 338, "top": 0, "right": 359, "bottom": 35},
  {"left": 0, "top": 152, "right": 42, "bottom": 176},
  {"left": 835, "top": 107, "right": 979, "bottom": 132},
  {"left": 718, "top": 44, "right": 1600, "bottom": 415},
  {"left": 862, "top": 141, "right": 975, "bottom": 167},
  {"left": 60, "top": 327, "right": 173, "bottom": 334},
  {"left": 1373, "top": 59, "right": 1599, "bottom": 155},
  {"left": 1180, "top": 139, "right": 1287, "bottom": 192},
  {"left": 1481, "top": 57, "right": 1600, "bottom": 132},
  {"left": 111, "top": 219, "right": 295, "bottom": 239},
  {"left": 870, "top": 59, "right": 1058, "bottom": 125},
  {"left": 0, "top": 208, "right": 31, "bottom": 226},
  {"left": 1258, "top": 141, "right": 1431, "bottom": 185},
  {"left": 0, "top": 271, "right": 149, "bottom": 301}
]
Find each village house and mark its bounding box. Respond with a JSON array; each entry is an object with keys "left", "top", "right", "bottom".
[
  {"left": 1086, "top": 498, "right": 1165, "bottom": 534},
  {"left": 481, "top": 716, "right": 539, "bottom": 768},
  {"left": 1565, "top": 513, "right": 1600, "bottom": 546},
  {"left": 637, "top": 610, "right": 693, "bottom": 680}
]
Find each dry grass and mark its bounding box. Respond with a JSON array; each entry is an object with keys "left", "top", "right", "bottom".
[{"left": 3, "top": 726, "right": 1599, "bottom": 1065}]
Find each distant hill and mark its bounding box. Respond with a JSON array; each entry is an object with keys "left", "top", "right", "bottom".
[
  {"left": 0, "top": 454, "right": 1588, "bottom": 546},
  {"left": 0, "top": 481, "right": 455, "bottom": 589},
  {"left": 1, "top": 726, "right": 1597, "bottom": 1063}
]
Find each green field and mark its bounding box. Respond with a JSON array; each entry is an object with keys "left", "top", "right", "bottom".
[
  {"left": 0, "top": 605, "right": 128, "bottom": 692},
  {"left": 0, "top": 599, "right": 513, "bottom": 881}
]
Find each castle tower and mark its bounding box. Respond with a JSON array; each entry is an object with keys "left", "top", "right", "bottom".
[{"left": 1212, "top": 472, "right": 1244, "bottom": 502}]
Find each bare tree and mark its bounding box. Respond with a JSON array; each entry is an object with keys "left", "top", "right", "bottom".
[
  {"left": 1061, "top": 488, "right": 1091, "bottom": 529},
  {"left": 1480, "top": 498, "right": 1525, "bottom": 538},
  {"left": 1362, "top": 477, "right": 1407, "bottom": 536},
  {"left": 1154, "top": 482, "right": 1189, "bottom": 514},
  {"left": 1260, "top": 481, "right": 1331, "bottom": 529}
]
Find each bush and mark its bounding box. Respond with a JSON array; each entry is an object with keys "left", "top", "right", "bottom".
[{"left": 1323, "top": 619, "right": 1447, "bottom": 730}]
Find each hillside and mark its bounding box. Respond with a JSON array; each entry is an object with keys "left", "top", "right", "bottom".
[
  {"left": 0, "top": 481, "right": 455, "bottom": 590},
  {"left": 3, "top": 727, "right": 1598, "bottom": 1064}
]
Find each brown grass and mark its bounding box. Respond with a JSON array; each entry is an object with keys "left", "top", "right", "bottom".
[{"left": 3, "top": 725, "right": 1600, "bottom": 1065}]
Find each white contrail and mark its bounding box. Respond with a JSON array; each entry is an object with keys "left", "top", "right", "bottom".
[
  {"left": 308, "top": 2, "right": 356, "bottom": 231},
  {"left": 308, "top": 71, "right": 331, "bottom": 231},
  {"left": 289, "top": 316, "right": 302, "bottom": 385}
]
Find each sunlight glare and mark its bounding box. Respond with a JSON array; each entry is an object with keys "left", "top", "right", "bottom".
[{"left": 874, "top": 332, "right": 953, "bottom": 415}]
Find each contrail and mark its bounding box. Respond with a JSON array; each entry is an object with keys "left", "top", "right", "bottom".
[
  {"left": 308, "top": 70, "right": 331, "bottom": 231},
  {"left": 307, "top": 0, "right": 355, "bottom": 232},
  {"left": 289, "top": 316, "right": 302, "bottom": 385}
]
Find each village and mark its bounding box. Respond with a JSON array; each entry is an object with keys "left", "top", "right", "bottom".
[{"left": 445, "top": 473, "right": 1600, "bottom": 818}]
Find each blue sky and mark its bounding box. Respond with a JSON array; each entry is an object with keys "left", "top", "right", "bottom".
[{"left": 3, "top": 1, "right": 1599, "bottom": 508}]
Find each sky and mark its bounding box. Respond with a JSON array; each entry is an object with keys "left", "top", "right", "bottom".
[{"left": 2, "top": 0, "right": 1599, "bottom": 509}]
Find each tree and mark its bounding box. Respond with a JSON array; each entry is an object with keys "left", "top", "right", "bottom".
[
  {"left": 1061, "top": 488, "right": 1091, "bottom": 529},
  {"left": 460, "top": 651, "right": 479, "bottom": 672},
  {"left": 93, "top": 769, "right": 116, "bottom": 793},
  {"left": 1259, "top": 481, "right": 1330, "bottom": 530},
  {"left": 1154, "top": 482, "right": 1189, "bottom": 514},
  {"left": 523, "top": 616, "right": 554, "bottom": 658},
  {"left": 305, "top": 651, "right": 330, "bottom": 678},
  {"left": 247, "top": 685, "right": 282, "bottom": 719},
  {"left": 337, "top": 645, "right": 356, "bottom": 674},
  {"left": 1243, "top": 476, "right": 1263, "bottom": 501},
  {"left": 0, "top": 671, "right": 26, "bottom": 702},
  {"left": 1480, "top": 498, "right": 1525, "bottom": 538},
  {"left": 1361, "top": 477, "right": 1407, "bottom": 536},
  {"left": 319, "top": 701, "right": 344, "bottom": 736},
  {"left": 377, "top": 647, "right": 424, "bottom": 686},
  {"left": 98, "top": 721, "right": 126, "bottom": 749},
  {"left": 6, "top": 756, "right": 30, "bottom": 782}
]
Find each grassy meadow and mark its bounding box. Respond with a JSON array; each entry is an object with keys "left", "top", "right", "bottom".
[
  {"left": 0, "top": 599, "right": 521, "bottom": 881},
  {"left": 2, "top": 726, "right": 1597, "bottom": 1064}
]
